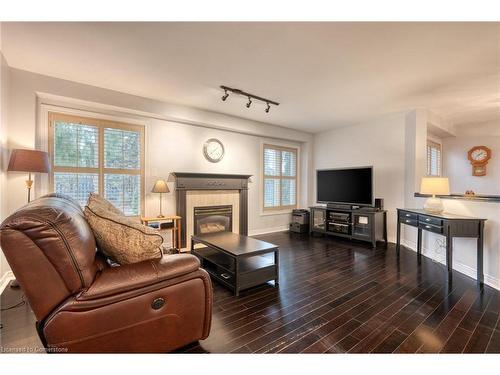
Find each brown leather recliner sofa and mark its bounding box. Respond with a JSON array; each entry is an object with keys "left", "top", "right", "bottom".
[{"left": 0, "top": 194, "right": 212, "bottom": 353}]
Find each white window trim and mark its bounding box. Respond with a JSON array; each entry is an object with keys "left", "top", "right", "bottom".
[
  {"left": 38, "top": 104, "right": 149, "bottom": 216},
  {"left": 260, "top": 140, "right": 300, "bottom": 215},
  {"left": 427, "top": 139, "right": 442, "bottom": 177}
]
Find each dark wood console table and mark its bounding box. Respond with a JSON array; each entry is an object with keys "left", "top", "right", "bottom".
[{"left": 396, "top": 208, "right": 486, "bottom": 285}]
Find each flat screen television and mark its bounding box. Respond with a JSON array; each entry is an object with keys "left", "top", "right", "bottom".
[{"left": 317, "top": 167, "right": 373, "bottom": 206}]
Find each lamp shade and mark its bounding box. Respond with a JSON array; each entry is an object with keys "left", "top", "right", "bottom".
[
  {"left": 8, "top": 149, "right": 51, "bottom": 173},
  {"left": 420, "top": 177, "right": 450, "bottom": 196},
  {"left": 151, "top": 179, "right": 169, "bottom": 193}
]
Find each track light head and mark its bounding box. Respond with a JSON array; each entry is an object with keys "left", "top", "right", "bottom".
[
  {"left": 265, "top": 102, "right": 271, "bottom": 113},
  {"left": 246, "top": 97, "right": 252, "bottom": 108},
  {"left": 221, "top": 90, "right": 229, "bottom": 101}
]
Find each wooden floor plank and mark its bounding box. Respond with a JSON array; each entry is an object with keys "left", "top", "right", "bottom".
[
  {"left": 440, "top": 327, "right": 473, "bottom": 353},
  {"left": 464, "top": 292, "right": 499, "bottom": 353},
  {"left": 394, "top": 281, "right": 470, "bottom": 353},
  {"left": 352, "top": 282, "right": 441, "bottom": 353},
  {"left": 417, "top": 288, "right": 478, "bottom": 353},
  {"left": 1, "top": 231, "right": 498, "bottom": 354},
  {"left": 485, "top": 317, "right": 500, "bottom": 353},
  {"left": 271, "top": 262, "right": 437, "bottom": 353},
  {"left": 271, "top": 265, "right": 426, "bottom": 353},
  {"left": 440, "top": 288, "right": 495, "bottom": 353}
]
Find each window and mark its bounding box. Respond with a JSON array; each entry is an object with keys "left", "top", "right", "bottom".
[
  {"left": 263, "top": 144, "right": 298, "bottom": 210},
  {"left": 48, "top": 112, "right": 145, "bottom": 216},
  {"left": 427, "top": 139, "right": 442, "bottom": 176}
]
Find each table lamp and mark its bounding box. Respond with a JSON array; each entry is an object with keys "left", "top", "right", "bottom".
[
  {"left": 8, "top": 149, "right": 51, "bottom": 203},
  {"left": 152, "top": 179, "right": 169, "bottom": 218},
  {"left": 420, "top": 177, "right": 450, "bottom": 213}
]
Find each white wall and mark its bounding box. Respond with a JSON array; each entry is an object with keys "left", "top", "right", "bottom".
[
  {"left": 2, "top": 69, "right": 313, "bottom": 258},
  {"left": 418, "top": 122, "right": 500, "bottom": 289},
  {"left": 313, "top": 113, "right": 407, "bottom": 242},
  {"left": 408, "top": 116, "right": 500, "bottom": 289},
  {"left": 443, "top": 133, "right": 500, "bottom": 195},
  {"left": 145, "top": 120, "right": 302, "bottom": 235},
  {"left": 0, "top": 23, "right": 14, "bottom": 290},
  {"left": 454, "top": 121, "right": 500, "bottom": 137},
  {"left": 404, "top": 109, "right": 428, "bottom": 207},
  {"left": 314, "top": 110, "right": 499, "bottom": 290}
]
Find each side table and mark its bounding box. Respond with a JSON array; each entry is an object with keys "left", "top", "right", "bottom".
[{"left": 141, "top": 215, "right": 182, "bottom": 252}]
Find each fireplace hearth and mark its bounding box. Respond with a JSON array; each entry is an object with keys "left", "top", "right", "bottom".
[{"left": 194, "top": 205, "right": 233, "bottom": 235}]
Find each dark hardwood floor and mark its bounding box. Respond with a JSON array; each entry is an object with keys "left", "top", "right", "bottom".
[{"left": 1, "top": 231, "right": 499, "bottom": 353}]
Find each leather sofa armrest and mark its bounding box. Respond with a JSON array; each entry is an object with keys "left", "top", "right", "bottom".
[{"left": 79, "top": 254, "right": 201, "bottom": 300}]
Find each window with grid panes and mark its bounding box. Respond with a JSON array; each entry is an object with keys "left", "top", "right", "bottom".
[
  {"left": 427, "top": 140, "right": 442, "bottom": 177},
  {"left": 263, "top": 144, "right": 298, "bottom": 210},
  {"left": 48, "top": 112, "right": 144, "bottom": 215}
]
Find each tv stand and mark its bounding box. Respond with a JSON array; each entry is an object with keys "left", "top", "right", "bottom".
[{"left": 309, "top": 206, "right": 387, "bottom": 248}]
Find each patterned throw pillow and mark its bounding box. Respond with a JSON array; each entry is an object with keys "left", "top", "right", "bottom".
[
  {"left": 84, "top": 194, "right": 163, "bottom": 264},
  {"left": 87, "top": 192, "right": 124, "bottom": 216}
]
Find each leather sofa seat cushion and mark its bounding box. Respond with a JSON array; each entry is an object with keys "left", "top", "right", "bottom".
[
  {"left": 84, "top": 194, "right": 163, "bottom": 265},
  {"left": 79, "top": 254, "right": 201, "bottom": 300}
]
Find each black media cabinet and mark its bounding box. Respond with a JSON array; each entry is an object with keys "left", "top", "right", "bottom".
[{"left": 309, "top": 206, "right": 387, "bottom": 248}]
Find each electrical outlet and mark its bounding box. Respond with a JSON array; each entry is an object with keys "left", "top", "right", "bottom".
[{"left": 434, "top": 238, "right": 446, "bottom": 257}]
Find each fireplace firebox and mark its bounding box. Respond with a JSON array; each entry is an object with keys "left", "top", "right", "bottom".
[{"left": 194, "top": 205, "right": 233, "bottom": 235}]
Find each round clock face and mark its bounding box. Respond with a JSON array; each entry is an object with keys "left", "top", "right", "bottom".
[
  {"left": 203, "top": 138, "right": 225, "bottom": 163},
  {"left": 471, "top": 148, "right": 488, "bottom": 162}
]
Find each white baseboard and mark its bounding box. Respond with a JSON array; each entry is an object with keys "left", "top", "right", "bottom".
[
  {"left": 401, "top": 239, "right": 500, "bottom": 290},
  {"left": 0, "top": 271, "right": 15, "bottom": 295},
  {"left": 249, "top": 225, "right": 289, "bottom": 236}
]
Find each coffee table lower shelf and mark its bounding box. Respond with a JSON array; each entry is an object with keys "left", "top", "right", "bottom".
[{"left": 192, "top": 246, "right": 279, "bottom": 296}]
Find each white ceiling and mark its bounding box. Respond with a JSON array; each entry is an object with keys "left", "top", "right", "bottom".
[{"left": 2, "top": 22, "right": 499, "bottom": 133}]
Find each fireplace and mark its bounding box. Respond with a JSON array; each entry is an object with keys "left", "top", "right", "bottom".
[
  {"left": 194, "top": 205, "right": 233, "bottom": 235},
  {"left": 172, "top": 172, "right": 252, "bottom": 248}
]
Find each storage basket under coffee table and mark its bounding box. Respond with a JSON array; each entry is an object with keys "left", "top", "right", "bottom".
[{"left": 191, "top": 232, "right": 279, "bottom": 296}]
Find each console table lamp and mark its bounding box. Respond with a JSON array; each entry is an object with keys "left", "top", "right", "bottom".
[
  {"left": 152, "top": 179, "right": 169, "bottom": 218},
  {"left": 8, "top": 149, "right": 51, "bottom": 203},
  {"left": 420, "top": 177, "right": 450, "bottom": 213}
]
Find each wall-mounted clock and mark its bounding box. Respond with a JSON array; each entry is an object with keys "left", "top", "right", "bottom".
[
  {"left": 467, "top": 145, "right": 491, "bottom": 176},
  {"left": 203, "top": 138, "right": 225, "bottom": 163}
]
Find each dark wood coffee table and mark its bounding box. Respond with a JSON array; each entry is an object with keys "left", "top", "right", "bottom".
[{"left": 191, "top": 232, "right": 279, "bottom": 296}]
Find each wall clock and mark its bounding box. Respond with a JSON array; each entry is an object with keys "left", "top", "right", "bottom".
[
  {"left": 467, "top": 145, "right": 491, "bottom": 176},
  {"left": 203, "top": 138, "right": 225, "bottom": 163}
]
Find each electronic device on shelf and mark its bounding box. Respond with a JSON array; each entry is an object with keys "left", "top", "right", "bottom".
[
  {"left": 291, "top": 209, "right": 309, "bottom": 224},
  {"left": 328, "top": 222, "right": 350, "bottom": 234},
  {"left": 327, "top": 211, "right": 351, "bottom": 234},
  {"left": 329, "top": 212, "right": 350, "bottom": 223},
  {"left": 290, "top": 209, "right": 310, "bottom": 233},
  {"left": 326, "top": 203, "right": 352, "bottom": 210}
]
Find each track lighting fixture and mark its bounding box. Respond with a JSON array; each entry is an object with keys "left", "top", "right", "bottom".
[{"left": 220, "top": 85, "right": 279, "bottom": 114}]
